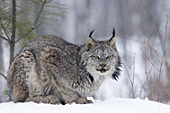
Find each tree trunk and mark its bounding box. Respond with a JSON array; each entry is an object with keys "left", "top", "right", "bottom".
[
  {"left": 0, "top": 39, "right": 4, "bottom": 103},
  {"left": 0, "top": 39, "right": 4, "bottom": 74},
  {"left": 10, "top": 0, "right": 16, "bottom": 63}
]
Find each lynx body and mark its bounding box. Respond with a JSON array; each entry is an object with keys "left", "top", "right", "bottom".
[{"left": 7, "top": 29, "right": 121, "bottom": 104}]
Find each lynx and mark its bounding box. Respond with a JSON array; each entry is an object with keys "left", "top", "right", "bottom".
[{"left": 7, "top": 28, "right": 121, "bottom": 105}]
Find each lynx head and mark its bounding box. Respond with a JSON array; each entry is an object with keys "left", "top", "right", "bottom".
[{"left": 82, "top": 28, "right": 121, "bottom": 81}]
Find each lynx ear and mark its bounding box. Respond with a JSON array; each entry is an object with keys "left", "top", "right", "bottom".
[
  {"left": 86, "top": 30, "right": 96, "bottom": 51},
  {"left": 109, "top": 36, "right": 116, "bottom": 46},
  {"left": 109, "top": 28, "right": 117, "bottom": 51}
]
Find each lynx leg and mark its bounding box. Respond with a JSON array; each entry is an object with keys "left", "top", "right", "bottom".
[
  {"left": 12, "top": 84, "right": 28, "bottom": 102},
  {"left": 8, "top": 50, "right": 38, "bottom": 102},
  {"left": 26, "top": 95, "right": 60, "bottom": 104}
]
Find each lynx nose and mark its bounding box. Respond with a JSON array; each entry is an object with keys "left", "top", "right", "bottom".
[{"left": 100, "top": 64, "right": 106, "bottom": 68}]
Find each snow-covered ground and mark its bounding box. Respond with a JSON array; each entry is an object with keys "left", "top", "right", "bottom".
[{"left": 0, "top": 98, "right": 170, "bottom": 113}]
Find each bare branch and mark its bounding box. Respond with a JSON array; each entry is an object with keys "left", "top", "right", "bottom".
[
  {"left": 141, "top": 48, "right": 160, "bottom": 71},
  {"left": 123, "top": 61, "right": 136, "bottom": 98},
  {"left": 0, "top": 35, "right": 9, "bottom": 42},
  {"left": 157, "top": 14, "right": 168, "bottom": 102},
  {"left": 144, "top": 39, "right": 147, "bottom": 70},
  {"left": 122, "top": 62, "right": 132, "bottom": 84},
  {"left": 0, "top": 72, "right": 7, "bottom": 81},
  {"left": 138, "top": 40, "right": 154, "bottom": 97},
  {"left": 139, "top": 65, "right": 153, "bottom": 97},
  {"left": 133, "top": 53, "right": 135, "bottom": 83},
  {"left": 132, "top": 53, "right": 136, "bottom": 98},
  {"left": 34, "top": 0, "right": 47, "bottom": 26},
  {"left": 0, "top": 19, "right": 10, "bottom": 40},
  {"left": 154, "top": 50, "right": 161, "bottom": 63},
  {"left": 161, "top": 66, "right": 170, "bottom": 71},
  {"left": 162, "top": 14, "right": 168, "bottom": 64}
]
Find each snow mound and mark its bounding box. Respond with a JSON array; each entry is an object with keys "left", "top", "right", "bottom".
[{"left": 0, "top": 98, "right": 170, "bottom": 113}]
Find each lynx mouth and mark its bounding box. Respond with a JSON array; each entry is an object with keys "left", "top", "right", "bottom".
[{"left": 96, "top": 68, "right": 109, "bottom": 73}]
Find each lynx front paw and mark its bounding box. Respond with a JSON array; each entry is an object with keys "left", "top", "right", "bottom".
[
  {"left": 26, "top": 95, "right": 60, "bottom": 104},
  {"left": 74, "top": 98, "right": 93, "bottom": 104},
  {"left": 42, "top": 95, "right": 60, "bottom": 104},
  {"left": 26, "top": 96, "right": 43, "bottom": 103}
]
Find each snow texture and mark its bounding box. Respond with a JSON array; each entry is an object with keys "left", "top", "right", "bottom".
[{"left": 0, "top": 98, "right": 170, "bottom": 113}]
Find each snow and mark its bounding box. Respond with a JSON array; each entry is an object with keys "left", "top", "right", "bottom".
[{"left": 0, "top": 98, "right": 170, "bottom": 113}]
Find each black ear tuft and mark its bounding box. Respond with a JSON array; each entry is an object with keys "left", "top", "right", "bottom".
[
  {"left": 89, "top": 30, "right": 95, "bottom": 38},
  {"left": 112, "top": 27, "right": 115, "bottom": 37}
]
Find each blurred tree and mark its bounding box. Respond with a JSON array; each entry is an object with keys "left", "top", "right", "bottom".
[{"left": 0, "top": 0, "right": 66, "bottom": 64}]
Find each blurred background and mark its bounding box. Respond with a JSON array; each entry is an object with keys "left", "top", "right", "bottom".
[{"left": 0, "top": 0, "right": 170, "bottom": 104}]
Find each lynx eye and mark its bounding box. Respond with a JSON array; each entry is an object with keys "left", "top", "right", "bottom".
[
  {"left": 92, "top": 55, "right": 100, "bottom": 60},
  {"left": 106, "top": 55, "right": 114, "bottom": 59}
]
